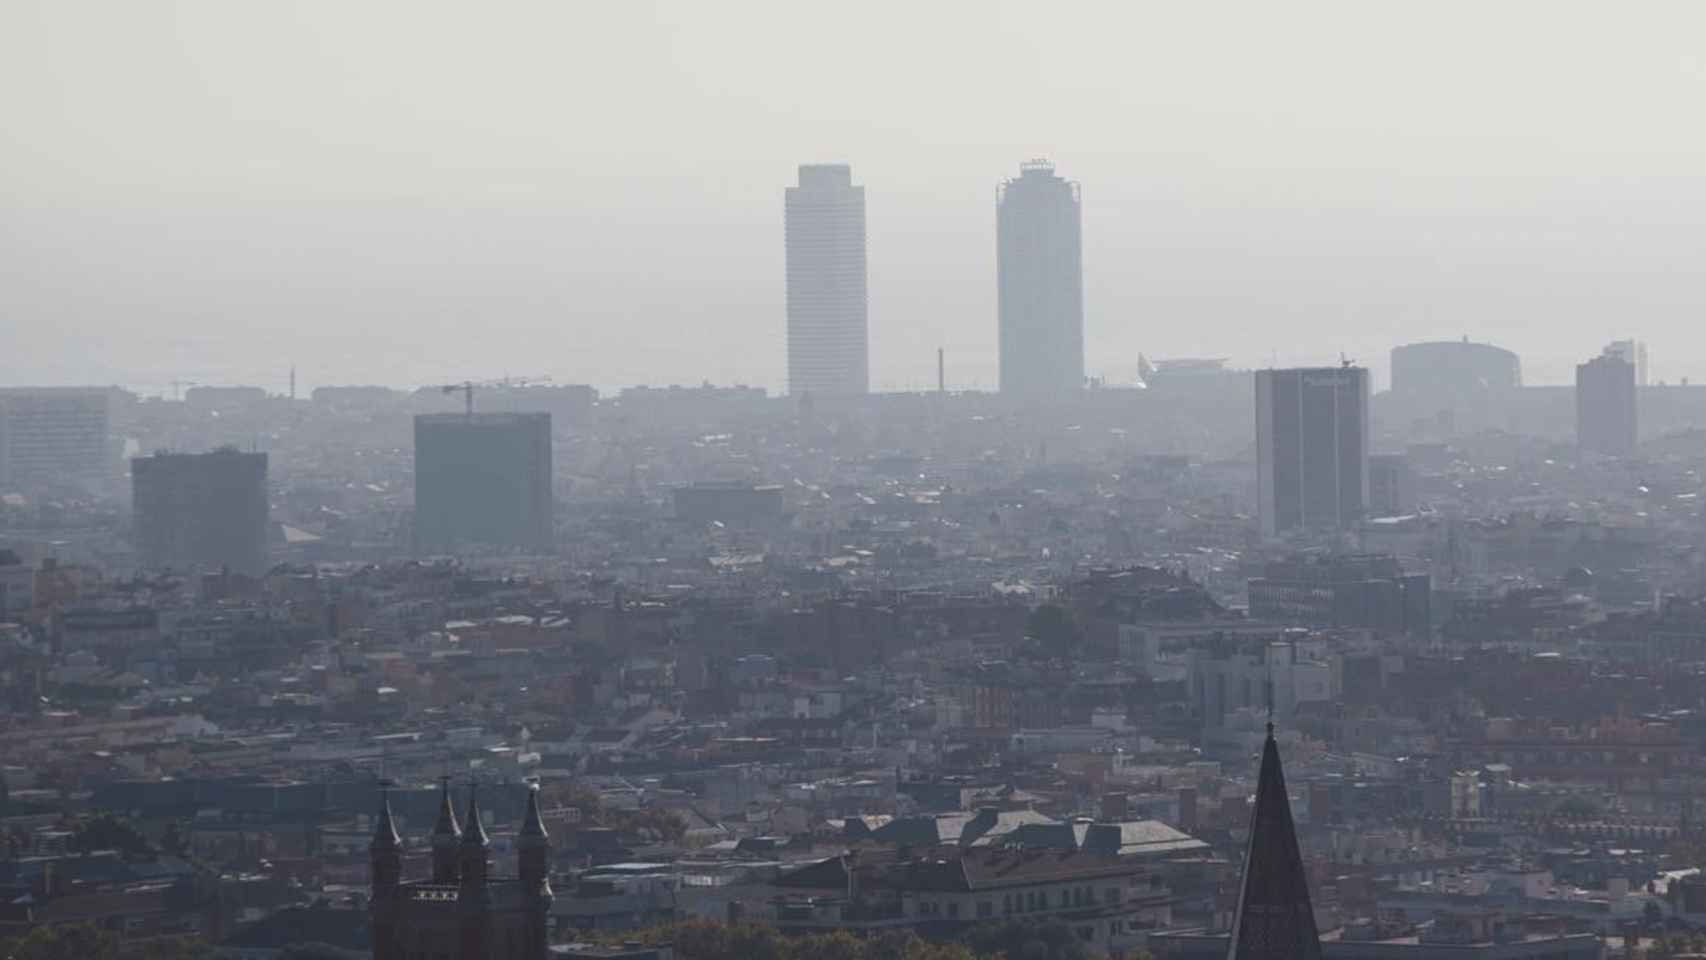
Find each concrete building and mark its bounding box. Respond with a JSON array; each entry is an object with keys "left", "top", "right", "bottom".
[
  {"left": 1190, "top": 638, "right": 1331, "bottom": 734},
  {"left": 414, "top": 413, "right": 553, "bottom": 552},
  {"left": 1368, "top": 453, "right": 1417, "bottom": 516},
  {"left": 0, "top": 387, "right": 112, "bottom": 489},
  {"left": 132, "top": 449, "right": 269, "bottom": 576},
  {"left": 997, "top": 159, "right": 1083, "bottom": 399},
  {"left": 785, "top": 164, "right": 867, "bottom": 397},
  {"left": 1390, "top": 340, "right": 1521, "bottom": 400},
  {"left": 1255, "top": 366, "right": 1370, "bottom": 537},
  {"left": 1603, "top": 338, "right": 1649, "bottom": 386},
  {"left": 1575, "top": 350, "right": 1637, "bottom": 457}
]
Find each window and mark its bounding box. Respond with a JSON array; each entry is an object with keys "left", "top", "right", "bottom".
[
  {"left": 979, "top": 901, "right": 993, "bottom": 919},
  {"left": 947, "top": 902, "right": 959, "bottom": 920},
  {"left": 1104, "top": 887, "right": 1120, "bottom": 904},
  {"left": 1003, "top": 894, "right": 1012, "bottom": 915}
]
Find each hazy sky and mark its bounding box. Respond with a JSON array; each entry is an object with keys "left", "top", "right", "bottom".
[{"left": 5, "top": 1, "right": 1706, "bottom": 396}]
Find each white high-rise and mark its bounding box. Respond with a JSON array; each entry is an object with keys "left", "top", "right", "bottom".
[{"left": 785, "top": 164, "right": 867, "bottom": 397}]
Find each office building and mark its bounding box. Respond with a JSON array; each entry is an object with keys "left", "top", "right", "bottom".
[
  {"left": 1255, "top": 366, "right": 1370, "bottom": 537},
  {"left": 1603, "top": 338, "right": 1649, "bottom": 386},
  {"left": 997, "top": 159, "right": 1084, "bottom": 398},
  {"left": 0, "top": 387, "right": 111, "bottom": 489},
  {"left": 785, "top": 164, "right": 867, "bottom": 397},
  {"left": 132, "top": 449, "right": 269, "bottom": 576},
  {"left": 414, "top": 413, "right": 553, "bottom": 552},
  {"left": 1390, "top": 339, "right": 1521, "bottom": 404},
  {"left": 1368, "top": 453, "right": 1417, "bottom": 516},
  {"left": 1576, "top": 350, "right": 1637, "bottom": 457}
]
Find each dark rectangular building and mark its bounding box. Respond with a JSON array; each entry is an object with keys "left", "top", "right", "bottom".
[
  {"left": 673, "top": 482, "right": 785, "bottom": 526},
  {"left": 414, "top": 413, "right": 552, "bottom": 552},
  {"left": 1576, "top": 351, "right": 1637, "bottom": 457},
  {"left": 1248, "top": 554, "right": 1430, "bottom": 636},
  {"left": 132, "top": 449, "right": 269, "bottom": 576},
  {"left": 1256, "top": 366, "right": 1369, "bottom": 537}
]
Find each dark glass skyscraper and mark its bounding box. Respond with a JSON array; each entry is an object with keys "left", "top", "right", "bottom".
[
  {"left": 1255, "top": 366, "right": 1369, "bottom": 537},
  {"left": 997, "top": 160, "right": 1083, "bottom": 399}
]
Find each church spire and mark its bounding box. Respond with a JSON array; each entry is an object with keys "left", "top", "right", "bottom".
[
  {"left": 431, "top": 776, "right": 462, "bottom": 883},
  {"left": 1226, "top": 724, "right": 1321, "bottom": 960}
]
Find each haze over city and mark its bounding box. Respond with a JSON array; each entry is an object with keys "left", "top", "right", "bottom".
[
  {"left": 11, "top": 7, "right": 1706, "bottom": 960},
  {"left": 7, "top": 1, "right": 1706, "bottom": 394}
]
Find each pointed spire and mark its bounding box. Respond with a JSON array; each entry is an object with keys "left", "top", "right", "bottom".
[
  {"left": 433, "top": 776, "right": 462, "bottom": 840},
  {"left": 520, "top": 783, "right": 549, "bottom": 840},
  {"left": 461, "top": 782, "right": 489, "bottom": 847},
  {"left": 1226, "top": 726, "right": 1321, "bottom": 960},
  {"left": 370, "top": 787, "right": 402, "bottom": 853}
]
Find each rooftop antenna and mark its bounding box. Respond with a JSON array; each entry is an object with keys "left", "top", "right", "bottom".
[
  {"left": 1265, "top": 653, "right": 1275, "bottom": 734},
  {"left": 937, "top": 347, "right": 945, "bottom": 394}
]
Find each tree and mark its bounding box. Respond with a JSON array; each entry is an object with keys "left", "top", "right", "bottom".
[
  {"left": 277, "top": 944, "right": 366, "bottom": 960},
  {"left": 2, "top": 923, "right": 119, "bottom": 960}
]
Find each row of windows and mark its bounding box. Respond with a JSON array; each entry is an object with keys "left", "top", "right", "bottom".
[{"left": 919, "top": 884, "right": 1127, "bottom": 920}]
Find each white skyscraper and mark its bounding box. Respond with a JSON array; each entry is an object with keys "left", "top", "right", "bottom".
[
  {"left": 785, "top": 164, "right": 868, "bottom": 397},
  {"left": 997, "top": 159, "right": 1084, "bottom": 399}
]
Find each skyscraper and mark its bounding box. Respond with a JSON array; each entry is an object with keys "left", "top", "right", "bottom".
[
  {"left": 414, "top": 412, "right": 553, "bottom": 552},
  {"left": 0, "top": 387, "right": 112, "bottom": 490},
  {"left": 1255, "top": 366, "right": 1369, "bottom": 538},
  {"left": 132, "top": 448, "right": 270, "bottom": 576},
  {"left": 1576, "top": 350, "right": 1637, "bottom": 457},
  {"left": 997, "top": 159, "right": 1084, "bottom": 399},
  {"left": 785, "top": 164, "right": 867, "bottom": 397}
]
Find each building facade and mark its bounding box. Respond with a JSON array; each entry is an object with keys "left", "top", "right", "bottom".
[
  {"left": 1575, "top": 351, "right": 1637, "bottom": 458},
  {"left": 0, "top": 387, "right": 112, "bottom": 490},
  {"left": 370, "top": 783, "right": 551, "bottom": 960},
  {"left": 997, "top": 160, "right": 1084, "bottom": 399},
  {"left": 785, "top": 164, "right": 868, "bottom": 397},
  {"left": 131, "top": 449, "right": 269, "bottom": 576},
  {"left": 413, "top": 413, "right": 553, "bottom": 553},
  {"left": 1256, "top": 366, "right": 1370, "bottom": 537}
]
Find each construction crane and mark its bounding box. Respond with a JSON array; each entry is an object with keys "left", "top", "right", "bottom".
[{"left": 438, "top": 376, "right": 553, "bottom": 416}]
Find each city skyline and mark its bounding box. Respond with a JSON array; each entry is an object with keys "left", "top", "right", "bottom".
[{"left": 6, "top": 3, "right": 1706, "bottom": 396}]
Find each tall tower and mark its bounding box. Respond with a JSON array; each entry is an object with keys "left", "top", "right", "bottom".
[
  {"left": 997, "top": 159, "right": 1084, "bottom": 399},
  {"left": 785, "top": 164, "right": 868, "bottom": 398},
  {"left": 1226, "top": 725, "right": 1322, "bottom": 960},
  {"left": 1255, "top": 366, "right": 1370, "bottom": 537}
]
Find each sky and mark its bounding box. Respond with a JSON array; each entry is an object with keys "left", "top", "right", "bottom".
[{"left": 4, "top": 0, "right": 1706, "bottom": 397}]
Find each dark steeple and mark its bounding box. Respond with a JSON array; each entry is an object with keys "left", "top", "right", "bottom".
[
  {"left": 369, "top": 787, "right": 403, "bottom": 893},
  {"left": 458, "top": 783, "right": 490, "bottom": 889},
  {"left": 431, "top": 776, "right": 462, "bottom": 883},
  {"left": 1226, "top": 724, "right": 1321, "bottom": 960},
  {"left": 518, "top": 783, "right": 550, "bottom": 892}
]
